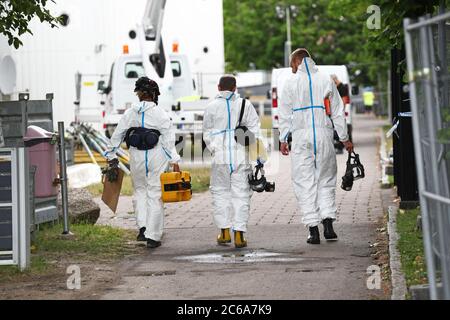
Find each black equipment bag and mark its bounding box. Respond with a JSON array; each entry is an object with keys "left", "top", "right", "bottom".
[
  {"left": 234, "top": 98, "right": 256, "bottom": 146},
  {"left": 124, "top": 127, "right": 161, "bottom": 150}
]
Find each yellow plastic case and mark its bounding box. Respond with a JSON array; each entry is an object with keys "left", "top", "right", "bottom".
[{"left": 160, "top": 171, "right": 192, "bottom": 203}]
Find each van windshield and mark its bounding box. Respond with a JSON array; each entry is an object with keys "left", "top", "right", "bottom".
[{"left": 125, "top": 62, "right": 145, "bottom": 79}]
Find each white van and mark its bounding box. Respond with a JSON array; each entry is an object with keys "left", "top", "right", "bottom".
[
  {"left": 270, "top": 65, "right": 354, "bottom": 142},
  {"left": 75, "top": 52, "right": 207, "bottom": 137}
]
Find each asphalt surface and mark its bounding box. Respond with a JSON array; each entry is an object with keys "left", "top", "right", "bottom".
[{"left": 96, "top": 113, "right": 388, "bottom": 300}]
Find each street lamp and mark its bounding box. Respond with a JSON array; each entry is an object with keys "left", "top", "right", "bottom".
[{"left": 276, "top": 4, "right": 298, "bottom": 67}]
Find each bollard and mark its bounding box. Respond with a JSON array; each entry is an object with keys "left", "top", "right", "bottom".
[{"left": 58, "top": 122, "right": 70, "bottom": 235}]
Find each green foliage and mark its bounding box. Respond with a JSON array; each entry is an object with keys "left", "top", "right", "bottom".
[
  {"left": 0, "top": 0, "right": 61, "bottom": 48},
  {"left": 224, "top": 0, "right": 370, "bottom": 74},
  {"left": 35, "top": 223, "right": 134, "bottom": 258},
  {"left": 223, "top": 0, "right": 446, "bottom": 86}
]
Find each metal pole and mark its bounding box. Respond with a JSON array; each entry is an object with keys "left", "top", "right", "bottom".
[
  {"left": 17, "top": 148, "right": 30, "bottom": 270},
  {"left": 58, "top": 122, "right": 70, "bottom": 235},
  {"left": 403, "top": 18, "right": 438, "bottom": 300},
  {"left": 78, "top": 133, "right": 98, "bottom": 165},
  {"left": 285, "top": 6, "right": 292, "bottom": 67}
]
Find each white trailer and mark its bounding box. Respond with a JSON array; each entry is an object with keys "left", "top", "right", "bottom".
[{"left": 8, "top": 0, "right": 224, "bottom": 128}]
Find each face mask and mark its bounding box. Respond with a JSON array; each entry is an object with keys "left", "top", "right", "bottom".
[{"left": 248, "top": 163, "right": 275, "bottom": 193}]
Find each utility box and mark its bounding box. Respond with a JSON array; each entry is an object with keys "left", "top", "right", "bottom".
[{"left": 24, "top": 126, "right": 58, "bottom": 198}]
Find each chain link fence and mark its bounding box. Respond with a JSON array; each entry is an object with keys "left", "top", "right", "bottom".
[{"left": 404, "top": 10, "right": 450, "bottom": 299}]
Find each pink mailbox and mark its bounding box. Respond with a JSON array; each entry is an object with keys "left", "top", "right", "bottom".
[{"left": 24, "top": 126, "right": 58, "bottom": 198}]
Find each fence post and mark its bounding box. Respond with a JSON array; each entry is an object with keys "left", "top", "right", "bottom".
[{"left": 58, "top": 122, "right": 70, "bottom": 235}]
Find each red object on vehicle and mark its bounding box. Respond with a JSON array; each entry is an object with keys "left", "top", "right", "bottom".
[
  {"left": 102, "top": 111, "right": 106, "bottom": 129},
  {"left": 342, "top": 95, "right": 350, "bottom": 105},
  {"left": 272, "top": 88, "right": 278, "bottom": 108},
  {"left": 324, "top": 98, "right": 331, "bottom": 116}
]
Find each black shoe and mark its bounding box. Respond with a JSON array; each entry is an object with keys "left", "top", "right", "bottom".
[
  {"left": 322, "top": 218, "right": 338, "bottom": 241},
  {"left": 147, "top": 239, "right": 161, "bottom": 249},
  {"left": 307, "top": 226, "right": 320, "bottom": 244},
  {"left": 137, "top": 227, "right": 147, "bottom": 242}
]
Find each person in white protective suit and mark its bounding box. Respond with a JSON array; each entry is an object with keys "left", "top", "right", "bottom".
[
  {"left": 104, "top": 77, "right": 181, "bottom": 249},
  {"left": 279, "top": 49, "right": 353, "bottom": 245},
  {"left": 202, "top": 75, "right": 263, "bottom": 248}
]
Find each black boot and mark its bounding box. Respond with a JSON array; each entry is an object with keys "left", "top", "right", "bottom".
[
  {"left": 322, "top": 218, "right": 338, "bottom": 241},
  {"left": 137, "top": 227, "right": 147, "bottom": 242},
  {"left": 307, "top": 226, "right": 320, "bottom": 244},
  {"left": 147, "top": 238, "right": 161, "bottom": 249}
]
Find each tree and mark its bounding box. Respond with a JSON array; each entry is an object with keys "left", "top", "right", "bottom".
[
  {"left": 0, "top": 0, "right": 61, "bottom": 49},
  {"left": 223, "top": 0, "right": 447, "bottom": 86},
  {"left": 223, "top": 0, "right": 379, "bottom": 85}
]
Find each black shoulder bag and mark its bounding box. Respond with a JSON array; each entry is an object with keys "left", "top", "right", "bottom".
[{"left": 234, "top": 98, "right": 256, "bottom": 146}]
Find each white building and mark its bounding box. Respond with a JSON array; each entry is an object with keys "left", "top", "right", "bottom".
[{"left": 2, "top": 0, "right": 224, "bottom": 126}]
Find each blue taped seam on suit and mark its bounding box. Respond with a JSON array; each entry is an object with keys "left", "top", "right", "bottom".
[
  {"left": 304, "top": 59, "right": 318, "bottom": 164},
  {"left": 142, "top": 110, "right": 149, "bottom": 177},
  {"left": 226, "top": 93, "right": 234, "bottom": 174}
]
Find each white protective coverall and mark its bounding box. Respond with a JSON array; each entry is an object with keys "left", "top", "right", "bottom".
[
  {"left": 203, "top": 91, "right": 262, "bottom": 232},
  {"left": 279, "top": 57, "right": 349, "bottom": 228},
  {"left": 105, "top": 101, "right": 180, "bottom": 241}
]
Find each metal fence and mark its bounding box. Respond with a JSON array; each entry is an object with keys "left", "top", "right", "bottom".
[{"left": 404, "top": 10, "right": 450, "bottom": 299}]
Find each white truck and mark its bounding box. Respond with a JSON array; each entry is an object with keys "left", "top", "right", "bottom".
[
  {"left": 74, "top": 0, "right": 210, "bottom": 137},
  {"left": 270, "top": 65, "right": 356, "bottom": 145}
]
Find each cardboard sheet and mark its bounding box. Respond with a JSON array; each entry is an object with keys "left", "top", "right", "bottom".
[{"left": 101, "top": 169, "right": 124, "bottom": 213}]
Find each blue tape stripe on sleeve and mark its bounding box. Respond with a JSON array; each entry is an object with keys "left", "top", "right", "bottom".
[
  {"left": 162, "top": 147, "right": 172, "bottom": 160},
  {"left": 103, "top": 147, "right": 118, "bottom": 157}
]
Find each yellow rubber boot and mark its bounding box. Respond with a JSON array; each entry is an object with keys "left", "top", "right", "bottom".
[
  {"left": 234, "top": 231, "right": 247, "bottom": 248},
  {"left": 217, "top": 228, "right": 231, "bottom": 245}
]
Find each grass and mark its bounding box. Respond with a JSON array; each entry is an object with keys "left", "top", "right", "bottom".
[
  {"left": 388, "top": 175, "right": 394, "bottom": 185},
  {"left": 260, "top": 116, "right": 273, "bottom": 139},
  {"left": 0, "top": 223, "right": 135, "bottom": 283},
  {"left": 260, "top": 116, "right": 273, "bottom": 130},
  {"left": 396, "top": 208, "right": 428, "bottom": 293},
  {"left": 87, "top": 166, "right": 211, "bottom": 196}
]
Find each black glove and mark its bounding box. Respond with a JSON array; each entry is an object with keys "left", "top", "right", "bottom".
[{"left": 103, "top": 158, "right": 120, "bottom": 182}]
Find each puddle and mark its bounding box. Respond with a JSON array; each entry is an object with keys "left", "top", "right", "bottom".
[{"left": 174, "top": 250, "right": 305, "bottom": 264}]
